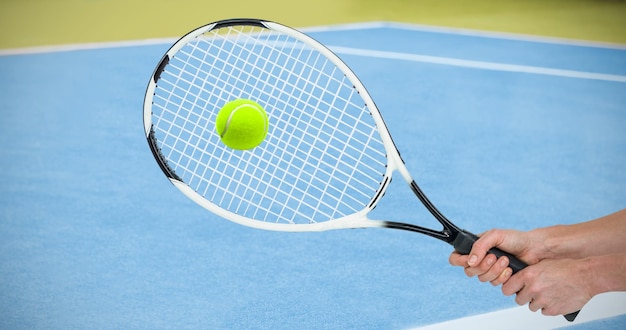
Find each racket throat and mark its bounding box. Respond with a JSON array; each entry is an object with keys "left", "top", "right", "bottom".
[
  {"left": 383, "top": 221, "right": 452, "bottom": 241},
  {"left": 408, "top": 180, "right": 464, "bottom": 240}
]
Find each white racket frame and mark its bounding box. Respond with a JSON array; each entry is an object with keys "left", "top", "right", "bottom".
[{"left": 143, "top": 20, "right": 414, "bottom": 232}]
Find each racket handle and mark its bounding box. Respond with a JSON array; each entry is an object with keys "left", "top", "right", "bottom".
[
  {"left": 452, "top": 230, "right": 580, "bottom": 322},
  {"left": 453, "top": 231, "right": 528, "bottom": 272}
]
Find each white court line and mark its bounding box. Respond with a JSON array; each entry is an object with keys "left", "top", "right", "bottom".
[
  {"left": 380, "top": 21, "right": 626, "bottom": 50},
  {"left": 1, "top": 21, "right": 625, "bottom": 84},
  {"left": 413, "top": 292, "right": 626, "bottom": 330},
  {"left": 4, "top": 39, "right": 623, "bottom": 83},
  {"left": 329, "top": 46, "right": 626, "bottom": 83},
  {"left": 0, "top": 38, "right": 178, "bottom": 56},
  {"left": 303, "top": 21, "right": 626, "bottom": 50}
]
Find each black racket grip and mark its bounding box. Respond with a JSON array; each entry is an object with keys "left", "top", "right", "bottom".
[
  {"left": 453, "top": 230, "right": 527, "bottom": 272},
  {"left": 452, "top": 230, "right": 580, "bottom": 322}
]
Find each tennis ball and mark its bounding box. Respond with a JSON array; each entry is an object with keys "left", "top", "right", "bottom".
[{"left": 215, "top": 99, "right": 269, "bottom": 150}]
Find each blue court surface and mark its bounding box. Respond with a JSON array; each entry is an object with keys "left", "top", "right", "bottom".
[{"left": 1, "top": 22, "right": 625, "bottom": 329}]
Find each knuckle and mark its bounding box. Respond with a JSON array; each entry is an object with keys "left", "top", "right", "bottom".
[
  {"left": 478, "top": 274, "right": 491, "bottom": 283},
  {"left": 541, "top": 306, "right": 557, "bottom": 316}
]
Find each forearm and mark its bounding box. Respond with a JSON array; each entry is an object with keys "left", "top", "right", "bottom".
[
  {"left": 587, "top": 253, "right": 626, "bottom": 295},
  {"left": 533, "top": 209, "right": 626, "bottom": 259}
]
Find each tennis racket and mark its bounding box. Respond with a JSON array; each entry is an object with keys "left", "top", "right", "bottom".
[{"left": 143, "top": 18, "right": 578, "bottom": 322}]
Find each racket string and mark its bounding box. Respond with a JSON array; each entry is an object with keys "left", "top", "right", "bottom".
[{"left": 151, "top": 24, "right": 388, "bottom": 225}]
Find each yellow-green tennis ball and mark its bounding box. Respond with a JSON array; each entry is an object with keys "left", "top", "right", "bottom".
[{"left": 215, "top": 99, "right": 269, "bottom": 150}]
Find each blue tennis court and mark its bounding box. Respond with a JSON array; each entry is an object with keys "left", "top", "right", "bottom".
[{"left": 1, "top": 22, "right": 625, "bottom": 329}]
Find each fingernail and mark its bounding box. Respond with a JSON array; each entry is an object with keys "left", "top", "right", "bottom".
[
  {"left": 500, "top": 258, "right": 508, "bottom": 267},
  {"left": 469, "top": 255, "right": 477, "bottom": 266}
]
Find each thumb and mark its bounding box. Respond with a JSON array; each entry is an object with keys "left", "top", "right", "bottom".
[{"left": 468, "top": 229, "right": 508, "bottom": 266}]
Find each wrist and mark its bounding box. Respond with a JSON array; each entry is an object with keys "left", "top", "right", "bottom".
[
  {"left": 528, "top": 226, "right": 562, "bottom": 260},
  {"left": 533, "top": 224, "right": 584, "bottom": 260},
  {"left": 587, "top": 254, "right": 626, "bottom": 295}
]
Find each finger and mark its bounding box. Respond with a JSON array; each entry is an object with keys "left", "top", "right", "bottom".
[
  {"left": 479, "top": 256, "right": 510, "bottom": 284},
  {"left": 490, "top": 267, "right": 513, "bottom": 286},
  {"left": 515, "top": 289, "right": 532, "bottom": 306},
  {"left": 474, "top": 254, "right": 498, "bottom": 281},
  {"left": 540, "top": 303, "right": 560, "bottom": 316},
  {"left": 468, "top": 229, "right": 506, "bottom": 267},
  {"left": 528, "top": 299, "right": 542, "bottom": 312},
  {"left": 502, "top": 270, "right": 525, "bottom": 296},
  {"left": 448, "top": 251, "right": 468, "bottom": 267},
  {"left": 464, "top": 254, "right": 497, "bottom": 277}
]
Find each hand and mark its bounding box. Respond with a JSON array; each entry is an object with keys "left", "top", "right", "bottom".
[
  {"left": 449, "top": 229, "right": 537, "bottom": 285},
  {"left": 502, "top": 258, "right": 593, "bottom": 316},
  {"left": 449, "top": 251, "right": 513, "bottom": 285}
]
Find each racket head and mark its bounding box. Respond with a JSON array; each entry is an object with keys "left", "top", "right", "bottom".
[{"left": 143, "top": 19, "right": 406, "bottom": 231}]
